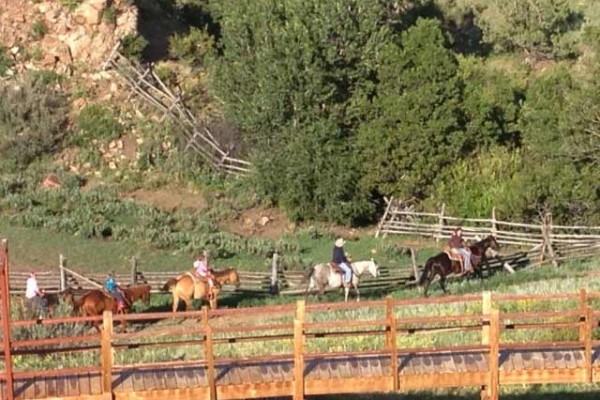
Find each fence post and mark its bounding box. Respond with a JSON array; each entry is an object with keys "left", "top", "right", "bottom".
[
  {"left": 579, "top": 288, "right": 588, "bottom": 340},
  {"left": 385, "top": 297, "right": 399, "bottom": 391},
  {"left": 376, "top": 197, "right": 394, "bottom": 238},
  {"left": 491, "top": 208, "right": 497, "bottom": 237},
  {"left": 481, "top": 291, "right": 492, "bottom": 345},
  {"left": 59, "top": 254, "right": 66, "bottom": 292},
  {"left": 541, "top": 213, "right": 559, "bottom": 268},
  {"left": 270, "top": 251, "right": 279, "bottom": 295},
  {"left": 583, "top": 306, "right": 593, "bottom": 384},
  {"left": 435, "top": 203, "right": 446, "bottom": 242},
  {"left": 484, "top": 308, "right": 500, "bottom": 400},
  {"left": 203, "top": 306, "right": 217, "bottom": 400},
  {"left": 130, "top": 257, "right": 137, "bottom": 285},
  {"left": 101, "top": 310, "right": 113, "bottom": 395},
  {"left": 293, "top": 300, "right": 305, "bottom": 400},
  {"left": 410, "top": 249, "right": 419, "bottom": 283},
  {"left": 0, "top": 239, "right": 14, "bottom": 400}
]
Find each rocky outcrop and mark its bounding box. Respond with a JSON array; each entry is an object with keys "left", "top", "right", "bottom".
[{"left": 0, "top": 0, "right": 138, "bottom": 75}]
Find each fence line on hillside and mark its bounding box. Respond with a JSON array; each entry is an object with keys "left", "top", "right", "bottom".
[
  {"left": 376, "top": 197, "right": 600, "bottom": 268},
  {"left": 102, "top": 42, "right": 251, "bottom": 175}
]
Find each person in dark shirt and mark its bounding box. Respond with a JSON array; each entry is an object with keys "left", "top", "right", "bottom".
[
  {"left": 332, "top": 238, "right": 352, "bottom": 284},
  {"left": 449, "top": 228, "right": 471, "bottom": 272}
]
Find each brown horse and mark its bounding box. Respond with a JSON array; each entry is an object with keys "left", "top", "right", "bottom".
[
  {"left": 162, "top": 274, "right": 221, "bottom": 312},
  {"left": 19, "top": 292, "right": 62, "bottom": 319},
  {"left": 62, "top": 288, "right": 129, "bottom": 332},
  {"left": 212, "top": 268, "right": 241, "bottom": 288},
  {"left": 123, "top": 284, "right": 152, "bottom": 307}
]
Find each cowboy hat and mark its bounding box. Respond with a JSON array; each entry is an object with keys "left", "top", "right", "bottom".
[{"left": 335, "top": 238, "right": 346, "bottom": 247}]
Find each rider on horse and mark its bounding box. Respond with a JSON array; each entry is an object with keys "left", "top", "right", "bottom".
[
  {"left": 193, "top": 251, "right": 215, "bottom": 299},
  {"left": 332, "top": 238, "right": 352, "bottom": 286},
  {"left": 449, "top": 228, "right": 472, "bottom": 273},
  {"left": 104, "top": 272, "right": 129, "bottom": 312}
]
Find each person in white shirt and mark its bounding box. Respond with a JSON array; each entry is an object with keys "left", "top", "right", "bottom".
[{"left": 25, "top": 272, "right": 47, "bottom": 320}]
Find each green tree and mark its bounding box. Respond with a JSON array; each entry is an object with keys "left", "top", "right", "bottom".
[
  {"left": 474, "top": 0, "right": 583, "bottom": 60},
  {"left": 357, "top": 18, "right": 463, "bottom": 200},
  {"left": 209, "top": 0, "right": 397, "bottom": 222}
]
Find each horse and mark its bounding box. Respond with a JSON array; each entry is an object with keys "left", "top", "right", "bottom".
[
  {"left": 212, "top": 268, "right": 241, "bottom": 288},
  {"left": 418, "top": 235, "right": 500, "bottom": 297},
  {"left": 122, "top": 284, "right": 152, "bottom": 307},
  {"left": 62, "top": 288, "right": 129, "bottom": 332},
  {"left": 162, "top": 273, "right": 221, "bottom": 312},
  {"left": 19, "top": 292, "right": 62, "bottom": 319},
  {"left": 304, "top": 259, "right": 380, "bottom": 302}
]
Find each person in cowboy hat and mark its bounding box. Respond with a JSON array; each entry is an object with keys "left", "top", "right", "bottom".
[{"left": 332, "top": 238, "right": 352, "bottom": 285}]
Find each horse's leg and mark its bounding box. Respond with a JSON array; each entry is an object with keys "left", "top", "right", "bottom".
[
  {"left": 439, "top": 269, "right": 449, "bottom": 294},
  {"left": 172, "top": 292, "right": 179, "bottom": 313},
  {"left": 352, "top": 281, "right": 360, "bottom": 302},
  {"left": 344, "top": 286, "right": 350, "bottom": 302}
]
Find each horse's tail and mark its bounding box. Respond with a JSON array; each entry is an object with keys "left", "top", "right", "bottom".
[
  {"left": 162, "top": 278, "right": 177, "bottom": 292},
  {"left": 418, "top": 259, "right": 433, "bottom": 286}
]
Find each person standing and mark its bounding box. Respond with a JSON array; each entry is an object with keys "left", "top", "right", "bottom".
[
  {"left": 25, "top": 272, "right": 47, "bottom": 320},
  {"left": 332, "top": 238, "right": 352, "bottom": 285}
]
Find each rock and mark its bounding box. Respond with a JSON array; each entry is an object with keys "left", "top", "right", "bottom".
[
  {"left": 108, "top": 162, "right": 117, "bottom": 169},
  {"left": 73, "top": 3, "right": 102, "bottom": 26},
  {"left": 41, "top": 174, "right": 61, "bottom": 189},
  {"left": 259, "top": 216, "right": 271, "bottom": 227}
]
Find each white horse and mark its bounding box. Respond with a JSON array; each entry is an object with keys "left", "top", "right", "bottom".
[{"left": 304, "top": 259, "right": 380, "bottom": 302}]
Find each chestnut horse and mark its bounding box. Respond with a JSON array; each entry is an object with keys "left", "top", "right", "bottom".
[
  {"left": 123, "top": 284, "right": 152, "bottom": 306},
  {"left": 212, "top": 268, "right": 241, "bottom": 288},
  {"left": 162, "top": 274, "right": 221, "bottom": 312},
  {"left": 62, "top": 288, "right": 129, "bottom": 332}
]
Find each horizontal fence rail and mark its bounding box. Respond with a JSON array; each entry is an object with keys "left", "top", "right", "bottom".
[
  {"left": 376, "top": 198, "right": 600, "bottom": 268},
  {"left": 2, "top": 288, "right": 600, "bottom": 400}
]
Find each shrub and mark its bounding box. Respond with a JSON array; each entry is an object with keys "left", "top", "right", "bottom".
[
  {"left": 0, "top": 74, "right": 69, "bottom": 172},
  {"left": 74, "top": 104, "right": 122, "bottom": 145},
  {"left": 120, "top": 34, "right": 148, "bottom": 62},
  {"left": 31, "top": 19, "right": 49, "bottom": 41},
  {"left": 169, "top": 27, "right": 214, "bottom": 67},
  {"left": 0, "top": 46, "right": 13, "bottom": 76}
]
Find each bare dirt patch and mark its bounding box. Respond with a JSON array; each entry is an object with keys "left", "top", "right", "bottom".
[
  {"left": 125, "top": 187, "right": 207, "bottom": 212},
  {"left": 220, "top": 207, "right": 292, "bottom": 239}
]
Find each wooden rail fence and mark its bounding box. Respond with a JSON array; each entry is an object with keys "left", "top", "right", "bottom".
[
  {"left": 2, "top": 283, "right": 600, "bottom": 399},
  {"left": 102, "top": 42, "right": 251, "bottom": 176},
  {"left": 376, "top": 197, "right": 600, "bottom": 267}
]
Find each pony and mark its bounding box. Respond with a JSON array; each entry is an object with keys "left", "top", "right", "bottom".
[
  {"left": 122, "top": 284, "right": 152, "bottom": 307},
  {"left": 162, "top": 274, "right": 221, "bottom": 312},
  {"left": 62, "top": 288, "right": 129, "bottom": 332},
  {"left": 304, "top": 259, "right": 380, "bottom": 302},
  {"left": 212, "top": 268, "right": 241, "bottom": 288},
  {"left": 418, "top": 235, "right": 500, "bottom": 297}
]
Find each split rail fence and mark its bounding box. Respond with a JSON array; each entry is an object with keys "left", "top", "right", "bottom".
[
  {"left": 102, "top": 42, "right": 251, "bottom": 175},
  {"left": 376, "top": 198, "right": 600, "bottom": 267}
]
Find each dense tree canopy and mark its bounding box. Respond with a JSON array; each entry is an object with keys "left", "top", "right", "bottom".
[{"left": 202, "top": 0, "right": 600, "bottom": 224}]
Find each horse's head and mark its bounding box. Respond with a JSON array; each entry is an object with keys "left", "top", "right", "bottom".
[
  {"left": 227, "top": 269, "right": 241, "bottom": 288},
  {"left": 478, "top": 235, "right": 500, "bottom": 258},
  {"left": 366, "top": 258, "right": 380, "bottom": 278}
]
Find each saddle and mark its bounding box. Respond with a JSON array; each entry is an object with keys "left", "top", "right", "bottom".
[
  {"left": 185, "top": 272, "right": 214, "bottom": 300},
  {"left": 443, "top": 245, "right": 471, "bottom": 274},
  {"left": 328, "top": 261, "right": 352, "bottom": 283}
]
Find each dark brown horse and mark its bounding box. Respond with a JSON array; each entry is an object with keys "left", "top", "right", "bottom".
[
  {"left": 19, "top": 292, "right": 62, "bottom": 319},
  {"left": 123, "top": 284, "right": 152, "bottom": 306},
  {"left": 418, "top": 235, "right": 500, "bottom": 297},
  {"left": 62, "top": 288, "right": 129, "bottom": 332}
]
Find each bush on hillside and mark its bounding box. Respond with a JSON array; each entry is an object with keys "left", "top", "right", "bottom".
[
  {"left": 0, "top": 74, "right": 69, "bottom": 172},
  {"left": 74, "top": 104, "right": 122, "bottom": 145}
]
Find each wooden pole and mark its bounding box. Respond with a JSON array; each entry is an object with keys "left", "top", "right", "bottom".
[
  {"left": 583, "top": 306, "right": 593, "bottom": 384},
  {"left": 385, "top": 297, "right": 399, "bottom": 391},
  {"left": 59, "top": 254, "right": 66, "bottom": 292},
  {"left": 543, "top": 213, "right": 559, "bottom": 268},
  {"left": 436, "top": 203, "right": 446, "bottom": 242},
  {"left": 0, "top": 239, "right": 14, "bottom": 400},
  {"left": 410, "top": 249, "right": 419, "bottom": 283},
  {"left": 491, "top": 208, "right": 497, "bottom": 237},
  {"left": 481, "top": 291, "right": 492, "bottom": 345},
  {"left": 293, "top": 300, "right": 305, "bottom": 400},
  {"left": 376, "top": 197, "right": 394, "bottom": 238},
  {"left": 130, "top": 257, "right": 137, "bottom": 286},
  {"left": 203, "top": 306, "right": 217, "bottom": 400},
  {"left": 579, "top": 288, "right": 587, "bottom": 341},
  {"left": 484, "top": 308, "right": 500, "bottom": 400},
  {"left": 270, "top": 251, "right": 279, "bottom": 295},
  {"left": 100, "top": 310, "right": 113, "bottom": 395}
]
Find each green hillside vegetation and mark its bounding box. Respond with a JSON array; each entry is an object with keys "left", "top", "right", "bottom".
[{"left": 1, "top": 0, "right": 599, "bottom": 266}]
